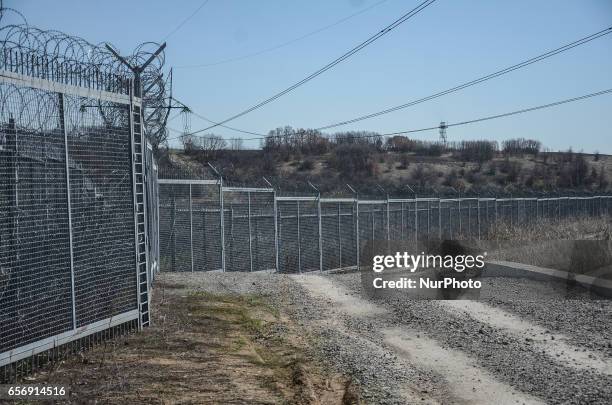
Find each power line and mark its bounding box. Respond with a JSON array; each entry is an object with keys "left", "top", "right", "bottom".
[
  {"left": 382, "top": 88, "right": 612, "bottom": 137},
  {"left": 167, "top": 97, "right": 268, "bottom": 139},
  {"left": 166, "top": 26, "right": 612, "bottom": 143},
  {"left": 188, "top": 0, "right": 437, "bottom": 134},
  {"left": 174, "top": 0, "right": 389, "bottom": 69},
  {"left": 163, "top": 0, "right": 211, "bottom": 41},
  {"left": 188, "top": 109, "right": 267, "bottom": 136},
  {"left": 315, "top": 26, "right": 612, "bottom": 130},
  {"left": 169, "top": 88, "right": 612, "bottom": 143}
]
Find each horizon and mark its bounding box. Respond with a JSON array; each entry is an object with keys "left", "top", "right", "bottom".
[{"left": 4, "top": 0, "right": 612, "bottom": 153}]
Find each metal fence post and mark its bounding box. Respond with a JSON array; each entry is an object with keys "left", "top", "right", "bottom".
[
  {"left": 337, "top": 203, "right": 342, "bottom": 268},
  {"left": 495, "top": 198, "right": 498, "bottom": 228},
  {"left": 318, "top": 194, "right": 323, "bottom": 272},
  {"left": 273, "top": 190, "right": 279, "bottom": 272},
  {"left": 219, "top": 179, "right": 226, "bottom": 272},
  {"left": 598, "top": 196, "right": 602, "bottom": 217},
  {"left": 59, "top": 92, "right": 77, "bottom": 331},
  {"left": 355, "top": 199, "right": 360, "bottom": 271},
  {"left": 449, "top": 202, "right": 453, "bottom": 239},
  {"left": 347, "top": 184, "right": 359, "bottom": 271},
  {"left": 308, "top": 181, "right": 323, "bottom": 273},
  {"left": 458, "top": 197, "right": 462, "bottom": 237},
  {"left": 414, "top": 197, "right": 418, "bottom": 243},
  {"left": 401, "top": 202, "right": 405, "bottom": 240},
  {"left": 477, "top": 197, "right": 481, "bottom": 240},
  {"left": 228, "top": 206, "right": 233, "bottom": 271},
  {"left": 427, "top": 200, "right": 430, "bottom": 237},
  {"left": 248, "top": 191, "right": 253, "bottom": 272},
  {"left": 386, "top": 196, "right": 390, "bottom": 241},
  {"left": 189, "top": 183, "right": 194, "bottom": 272},
  {"left": 467, "top": 199, "right": 471, "bottom": 237},
  {"left": 171, "top": 196, "right": 176, "bottom": 272},
  {"left": 438, "top": 199, "right": 442, "bottom": 240},
  {"left": 296, "top": 200, "right": 301, "bottom": 273},
  {"left": 371, "top": 209, "right": 375, "bottom": 241}
]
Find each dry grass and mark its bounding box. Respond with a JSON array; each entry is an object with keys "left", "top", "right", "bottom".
[
  {"left": 487, "top": 216, "right": 612, "bottom": 240},
  {"left": 24, "top": 280, "right": 356, "bottom": 404},
  {"left": 483, "top": 217, "right": 612, "bottom": 276}
]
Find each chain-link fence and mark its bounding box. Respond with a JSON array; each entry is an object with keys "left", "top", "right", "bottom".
[
  {"left": 158, "top": 180, "right": 612, "bottom": 274},
  {"left": 0, "top": 48, "right": 154, "bottom": 380}
]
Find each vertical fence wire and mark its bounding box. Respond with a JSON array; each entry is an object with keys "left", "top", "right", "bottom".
[
  {"left": 156, "top": 187, "right": 612, "bottom": 274},
  {"left": 0, "top": 76, "right": 141, "bottom": 373}
]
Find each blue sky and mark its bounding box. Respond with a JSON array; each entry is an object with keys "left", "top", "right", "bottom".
[{"left": 4, "top": 0, "right": 612, "bottom": 152}]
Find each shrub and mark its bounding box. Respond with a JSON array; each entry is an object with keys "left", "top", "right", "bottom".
[{"left": 327, "top": 143, "right": 376, "bottom": 177}]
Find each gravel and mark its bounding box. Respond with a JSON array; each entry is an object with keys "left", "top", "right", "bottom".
[{"left": 160, "top": 271, "right": 612, "bottom": 405}]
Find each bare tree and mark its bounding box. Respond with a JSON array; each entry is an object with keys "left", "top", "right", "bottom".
[
  {"left": 230, "top": 138, "right": 243, "bottom": 151},
  {"left": 199, "top": 135, "right": 227, "bottom": 159}
]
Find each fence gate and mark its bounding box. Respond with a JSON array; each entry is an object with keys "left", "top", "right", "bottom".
[{"left": 0, "top": 57, "right": 149, "bottom": 376}]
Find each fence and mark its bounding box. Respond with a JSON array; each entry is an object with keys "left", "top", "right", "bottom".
[
  {"left": 158, "top": 179, "right": 612, "bottom": 273},
  {"left": 0, "top": 45, "right": 155, "bottom": 380}
]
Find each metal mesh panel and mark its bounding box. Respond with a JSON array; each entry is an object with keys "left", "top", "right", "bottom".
[
  {"left": 0, "top": 85, "right": 74, "bottom": 351},
  {"left": 223, "top": 189, "right": 275, "bottom": 272},
  {"left": 358, "top": 204, "right": 372, "bottom": 247},
  {"left": 431, "top": 200, "right": 443, "bottom": 239},
  {"left": 158, "top": 182, "right": 223, "bottom": 272},
  {"left": 193, "top": 184, "right": 222, "bottom": 272},
  {"left": 298, "top": 200, "right": 320, "bottom": 272},
  {"left": 0, "top": 80, "right": 138, "bottom": 357},
  {"left": 321, "top": 202, "right": 340, "bottom": 271},
  {"left": 249, "top": 192, "right": 275, "bottom": 271},
  {"left": 65, "top": 95, "right": 136, "bottom": 327},
  {"left": 278, "top": 200, "right": 299, "bottom": 273},
  {"left": 224, "top": 191, "right": 250, "bottom": 272},
  {"left": 416, "top": 199, "right": 431, "bottom": 239},
  {"left": 339, "top": 202, "right": 357, "bottom": 268},
  {"left": 156, "top": 187, "right": 612, "bottom": 276},
  {"left": 388, "top": 202, "right": 404, "bottom": 240},
  {"left": 358, "top": 202, "right": 387, "bottom": 248},
  {"left": 158, "top": 184, "right": 191, "bottom": 272},
  {"left": 158, "top": 188, "right": 173, "bottom": 272}
]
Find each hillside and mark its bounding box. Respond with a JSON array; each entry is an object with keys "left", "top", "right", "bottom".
[{"left": 159, "top": 144, "right": 611, "bottom": 198}]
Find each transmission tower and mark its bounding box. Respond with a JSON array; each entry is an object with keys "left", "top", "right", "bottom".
[{"left": 439, "top": 121, "right": 447, "bottom": 145}]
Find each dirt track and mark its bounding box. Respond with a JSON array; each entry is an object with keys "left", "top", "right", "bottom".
[
  {"left": 158, "top": 270, "right": 612, "bottom": 404},
  {"left": 23, "top": 270, "right": 612, "bottom": 404}
]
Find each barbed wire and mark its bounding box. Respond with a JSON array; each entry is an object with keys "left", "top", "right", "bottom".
[{"left": 0, "top": 5, "right": 169, "bottom": 146}]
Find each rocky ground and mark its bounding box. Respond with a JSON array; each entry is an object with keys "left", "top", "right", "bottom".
[
  {"left": 160, "top": 270, "right": 612, "bottom": 405},
  {"left": 25, "top": 269, "right": 612, "bottom": 404}
]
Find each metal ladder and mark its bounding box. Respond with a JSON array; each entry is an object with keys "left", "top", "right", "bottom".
[{"left": 131, "top": 102, "right": 150, "bottom": 328}]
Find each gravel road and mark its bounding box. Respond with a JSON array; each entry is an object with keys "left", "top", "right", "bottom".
[{"left": 160, "top": 271, "right": 612, "bottom": 405}]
